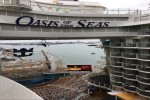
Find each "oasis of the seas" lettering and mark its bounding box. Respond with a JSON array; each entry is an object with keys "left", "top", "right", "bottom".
[{"left": 16, "top": 16, "right": 110, "bottom": 28}]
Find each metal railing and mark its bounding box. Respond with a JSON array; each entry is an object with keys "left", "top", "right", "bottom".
[
  {"left": 110, "top": 70, "right": 122, "bottom": 76},
  {"left": 111, "top": 61, "right": 122, "bottom": 67},
  {"left": 88, "top": 79, "right": 112, "bottom": 91},
  {"left": 138, "top": 54, "right": 150, "bottom": 59},
  {"left": 110, "top": 79, "right": 122, "bottom": 87},
  {"left": 138, "top": 30, "right": 150, "bottom": 35},
  {"left": 111, "top": 52, "right": 122, "bottom": 57},
  {"left": 137, "top": 88, "right": 150, "bottom": 98},
  {"left": 110, "top": 42, "right": 122, "bottom": 47},
  {"left": 123, "top": 63, "right": 137, "bottom": 69},
  {"left": 134, "top": 10, "right": 150, "bottom": 22},
  {"left": 137, "top": 65, "right": 150, "bottom": 72},
  {"left": 138, "top": 43, "right": 150, "bottom": 47},
  {"left": 0, "top": 0, "right": 31, "bottom": 7},
  {"left": 137, "top": 75, "right": 150, "bottom": 84},
  {"left": 123, "top": 43, "right": 137, "bottom": 47},
  {"left": 123, "top": 53, "right": 137, "bottom": 58},
  {"left": 122, "top": 72, "right": 136, "bottom": 80},
  {"left": 122, "top": 83, "right": 136, "bottom": 92}
]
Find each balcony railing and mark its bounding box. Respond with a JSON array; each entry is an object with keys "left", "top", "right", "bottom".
[
  {"left": 138, "top": 54, "right": 150, "bottom": 60},
  {"left": 123, "top": 53, "right": 137, "bottom": 58},
  {"left": 0, "top": 0, "right": 31, "bottom": 10},
  {"left": 111, "top": 61, "right": 122, "bottom": 67},
  {"left": 138, "top": 72, "right": 150, "bottom": 78},
  {"left": 110, "top": 66, "right": 123, "bottom": 72},
  {"left": 122, "top": 73, "right": 136, "bottom": 80},
  {"left": 123, "top": 63, "right": 137, "bottom": 69},
  {"left": 0, "top": 0, "right": 31, "bottom": 6},
  {"left": 122, "top": 83, "right": 136, "bottom": 92},
  {"left": 137, "top": 75, "right": 150, "bottom": 84},
  {"left": 123, "top": 43, "right": 137, "bottom": 47},
  {"left": 110, "top": 75, "right": 123, "bottom": 82},
  {"left": 138, "top": 30, "right": 150, "bottom": 36},
  {"left": 138, "top": 43, "right": 150, "bottom": 47},
  {"left": 110, "top": 79, "right": 122, "bottom": 87},
  {"left": 110, "top": 70, "right": 122, "bottom": 76},
  {"left": 137, "top": 65, "right": 150, "bottom": 72},
  {"left": 110, "top": 42, "right": 122, "bottom": 47},
  {"left": 111, "top": 52, "right": 122, "bottom": 57},
  {"left": 137, "top": 88, "right": 150, "bottom": 98}
]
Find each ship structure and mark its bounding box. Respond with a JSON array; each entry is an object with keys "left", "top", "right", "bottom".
[{"left": 0, "top": 0, "right": 150, "bottom": 100}]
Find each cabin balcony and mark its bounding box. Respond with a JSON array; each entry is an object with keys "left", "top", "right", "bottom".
[
  {"left": 137, "top": 65, "right": 150, "bottom": 73},
  {"left": 110, "top": 52, "right": 122, "bottom": 57},
  {"left": 110, "top": 70, "right": 122, "bottom": 76},
  {"left": 122, "top": 83, "right": 136, "bottom": 92},
  {"left": 110, "top": 79, "right": 122, "bottom": 87},
  {"left": 138, "top": 54, "right": 150, "bottom": 60},
  {"left": 0, "top": 0, "right": 32, "bottom": 11},
  {"left": 138, "top": 42, "right": 150, "bottom": 48},
  {"left": 123, "top": 63, "right": 137, "bottom": 70},
  {"left": 122, "top": 73, "right": 136, "bottom": 80},
  {"left": 123, "top": 42, "right": 137, "bottom": 47},
  {"left": 110, "top": 42, "right": 122, "bottom": 47},
  {"left": 137, "top": 88, "right": 150, "bottom": 98},
  {"left": 111, "top": 61, "right": 122, "bottom": 67},
  {"left": 137, "top": 75, "right": 150, "bottom": 84},
  {"left": 123, "top": 53, "right": 137, "bottom": 58},
  {"left": 137, "top": 83, "right": 150, "bottom": 98}
]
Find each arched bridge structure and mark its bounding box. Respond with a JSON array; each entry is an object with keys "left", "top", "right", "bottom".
[{"left": 0, "top": 0, "right": 147, "bottom": 40}]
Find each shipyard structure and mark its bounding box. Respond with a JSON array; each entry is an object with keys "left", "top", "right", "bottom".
[{"left": 0, "top": 0, "right": 150, "bottom": 100}]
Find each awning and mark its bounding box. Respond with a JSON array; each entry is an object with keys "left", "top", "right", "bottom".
[{"left": 108, "top": 91, "right": 138, "bottom": 100}]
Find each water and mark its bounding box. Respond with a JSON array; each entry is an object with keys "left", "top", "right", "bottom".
[{"left": 0, "top": 43, "right": 105, "bottom": 67}]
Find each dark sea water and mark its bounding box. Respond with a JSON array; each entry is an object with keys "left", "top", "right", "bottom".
[{"left": 0, "top": 43, "right": 105, "bottom": 67}]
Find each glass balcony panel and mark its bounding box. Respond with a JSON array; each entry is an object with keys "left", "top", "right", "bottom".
[
  {"left": 123, "top": 63, "right": 136, "bottom": 69},
  {"left": 11, "top": 0, "right": 17, "bottom": 5},
  {"left": 123, "top": 43, "right": 136, "bottom": 47},
  {"left": 1, "top": 0, "right": 31, "bottom": 9},
  {"left": 138, "top": 54, "right": 150, "bottom": 59},
  {"left": 122, "top": 73, "right": 136, "bottom": 79},
  {"left": 122, "top": 83, "right": 136, "bottom": 92},
  {"left": 123, "top": 53, "right": 137, "bottom": 58},
  {"left": 139, "top": 43, "right": 150, "bottom": 47},
  {"left": 123, "top": 69, "right": 137, "bottom": 75},
  {"left": 138, "top": 72, "right": 150, "bottom": 79},
  {"left": 110, "top": 66, "right": 123, "bottom": 72},
  {"left": 137, "top": 76, "right": 150, "bottom": 84},
  {"left": 111, "top": 42, "right": 122, "bottom": 47},
  {"left": 4, "top": 0, "right": 10, "bottom": 5},
  {"left": 111, "top": 52, "right": 122, "bottom": 57},
  {"left": 110, "top": 70, "right": 122, "bottom": 76},
  {"left": 137, "top": 65, "right": 150, "bottom": 72},
  {"left": 137, "top": 88, "right": 150, "bottom": 98},
  {"left": 111, "top": 61, "right": 122, "bottom": 66},
  {"left": 110, "top": 80, "right": 122, "bottom": 87},
  {"left": 110, "top": 75, "right": 123, "bottom": 82}
]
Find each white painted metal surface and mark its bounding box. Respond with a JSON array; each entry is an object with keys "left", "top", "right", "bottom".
[{"left": 0, "top": 76, "right": 43, "bottom": 100}]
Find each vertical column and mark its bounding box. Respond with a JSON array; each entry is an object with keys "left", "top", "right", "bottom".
[{"left": 0, "top": 58, "right": 2, "bottom": 75}]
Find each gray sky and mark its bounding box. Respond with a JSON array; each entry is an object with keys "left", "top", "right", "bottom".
[
  {"left": 80, "top": 0, "right": 150, "bottom": 9},
  {"left": 35, "top": 0, "right": 150, "bottom": 9}
]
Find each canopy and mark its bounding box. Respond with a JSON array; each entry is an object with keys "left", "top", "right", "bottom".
[{"left": 108, "top": 91, "right": 138, "bottom": 100}]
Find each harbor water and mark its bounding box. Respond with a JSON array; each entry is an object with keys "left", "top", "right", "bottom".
[{"left": 0, "top": 43, "right": 105, "bottom": 67}]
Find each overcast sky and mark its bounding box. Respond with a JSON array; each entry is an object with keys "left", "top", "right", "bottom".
[
  {"left": 35, "top": 0, "right": 150, "bottom": 9},
  {"left": 80, "top": 0, "right": 150, "bottom": 9}
]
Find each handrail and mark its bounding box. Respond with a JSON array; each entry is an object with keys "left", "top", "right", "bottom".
[
  {"left": 85, "top": 72, "right": 113, "bottom": 91},
  {"left": 0, "top": 0, "right": 31, "bottom": 8}
]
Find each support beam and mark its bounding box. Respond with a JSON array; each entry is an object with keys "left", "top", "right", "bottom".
[{"left": 41, "top": 50, "right": 51, "bottom": 70}]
